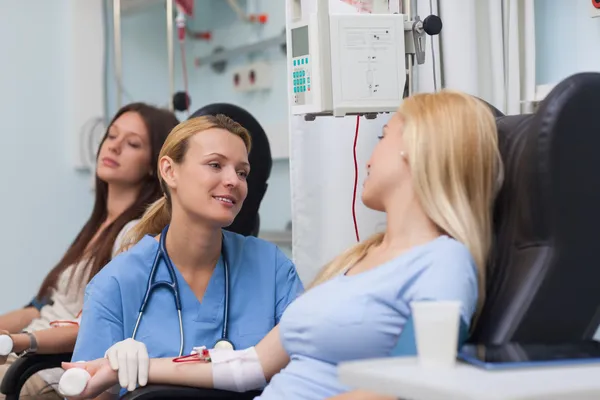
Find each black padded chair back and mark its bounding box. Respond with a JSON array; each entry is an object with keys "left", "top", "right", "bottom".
[
  {"left": 471, "top": 72, "right": 600, "bottom": 344},
  {"left": 190, "top": 104, "right": 272, "bottom": 237}
]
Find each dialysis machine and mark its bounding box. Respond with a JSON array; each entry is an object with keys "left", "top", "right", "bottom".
[{"left": 286, "top": 0, "right": 442, "bottom": 120}]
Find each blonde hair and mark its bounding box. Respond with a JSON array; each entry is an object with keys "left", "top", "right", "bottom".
[
  {"left": 310, "top": 90, "right": 503, "bottom": 318},
  {"left": 119, "top": 114, "right": 252, "bottom": 251}
]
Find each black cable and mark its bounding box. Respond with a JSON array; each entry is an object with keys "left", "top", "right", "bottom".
[{"left": 428, "top": 0, "right": 438, "bottom": 91}]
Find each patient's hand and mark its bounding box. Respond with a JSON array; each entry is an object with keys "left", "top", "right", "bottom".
[{"left": 61, "top": 358, "right": 118, "bottom": 399}]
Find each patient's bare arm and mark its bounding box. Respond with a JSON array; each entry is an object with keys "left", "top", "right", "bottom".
[{"left": 0, "top": 307, "right": 40, "bottom": 333}]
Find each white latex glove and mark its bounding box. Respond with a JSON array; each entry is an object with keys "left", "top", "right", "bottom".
[{"left": 104, "top": 338, "right": 149, "bottom": 392}]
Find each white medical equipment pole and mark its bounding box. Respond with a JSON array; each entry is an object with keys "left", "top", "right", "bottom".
[
  {"left": 113, "top": 0, "right": 122, "bottom": 110},
  {"left": 404, "top": 0, "right": 415, "bottom": 96},
  {"left": 404, "top": 0, "right": 442, "bottom": 96},
  {"left": 166, "top": 0, "right": 175, "bottom": 111}
]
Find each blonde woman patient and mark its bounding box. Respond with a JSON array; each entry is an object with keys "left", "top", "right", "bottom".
[{"left": 61, "top": 90, "right": 503, "bottom": 400}]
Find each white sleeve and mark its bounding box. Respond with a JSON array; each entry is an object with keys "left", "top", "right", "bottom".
[{"left": 111, "top": 219, "right": 140, "bottom": 258}]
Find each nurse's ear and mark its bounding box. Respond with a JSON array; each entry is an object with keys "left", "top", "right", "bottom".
[{"left": 159, "top": 156, "right": 178, "bottom": 191}]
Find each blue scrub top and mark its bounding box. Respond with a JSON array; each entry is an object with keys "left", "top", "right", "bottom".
[
  {"left": 72, "top": 230, "right": 303, "bottom": 363},
  {"left": 258, "top": 235, "right": 478, "bottom": 400}
]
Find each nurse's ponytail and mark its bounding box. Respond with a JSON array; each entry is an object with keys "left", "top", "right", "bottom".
[
  {"left": 119, "top": 195, "right": 171, "bottom": 252},
  {"left": 117, "top": 114, "right": 251, "bottom": 254}
]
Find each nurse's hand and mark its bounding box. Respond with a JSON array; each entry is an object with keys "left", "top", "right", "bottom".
[
  {"left": 61, "top": 358, "right": 118, "bottom": 399},
  {"left": 104, "top": 338, "right": 149, "bottom": 392}
]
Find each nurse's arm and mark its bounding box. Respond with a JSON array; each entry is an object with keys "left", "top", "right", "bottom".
[
  {"left": 147, "top": 326, "right": 289, "bottom": 386},
  {"left": 9, "top": 325, "right": 79, "bottom": 354}
]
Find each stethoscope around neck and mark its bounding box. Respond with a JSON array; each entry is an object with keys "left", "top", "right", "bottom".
[{"left": 131, "top": 224, "right": 234, "bottom": 357}]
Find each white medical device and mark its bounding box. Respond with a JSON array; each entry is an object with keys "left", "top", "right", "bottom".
[
  {"left": 58, "top": 368, "right": 91, "bottom": 397},
  {"left": 0, "top": 335, "right": 13, "bottom": 356},
  {"left": 286, "top": 0, "right": 442, "bottom": 120}
]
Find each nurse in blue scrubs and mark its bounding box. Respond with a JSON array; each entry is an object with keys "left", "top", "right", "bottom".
[{"left": 70, "top": 114, "right": 303, "bottom": 391}]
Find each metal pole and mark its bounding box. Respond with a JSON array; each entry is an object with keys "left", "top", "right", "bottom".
[
  {"left": 113, "top": 0, "right": 122, "bottom": 109},
  {"left": 166, "top": 0, "right": 175, "bottom": 111},
  {"left": 403, "top": 0, "right": 411, "bottom": 16},
  {"left": 403, "top": 0, "right": 416, "bottom": 96}
]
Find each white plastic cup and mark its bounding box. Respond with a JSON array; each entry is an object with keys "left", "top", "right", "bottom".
[{"left": 410, "top": 300, "right": 461, "bottom": 368}]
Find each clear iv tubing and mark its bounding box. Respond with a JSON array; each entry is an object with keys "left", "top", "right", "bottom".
[
  {"left": 50, "top": 309, "right": 83, "bottom": 328},
  {"left": 176, "top": 7, "right": 186, "bottom": 42}
]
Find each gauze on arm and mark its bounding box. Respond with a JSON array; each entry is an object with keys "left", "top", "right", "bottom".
[{"left": 210, "top": 347, "right": 266, "bottom": 392}]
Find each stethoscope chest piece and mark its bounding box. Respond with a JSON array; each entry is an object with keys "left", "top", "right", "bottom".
[{"left": 214, "top": 339, "right": 235, "bottom": 351}]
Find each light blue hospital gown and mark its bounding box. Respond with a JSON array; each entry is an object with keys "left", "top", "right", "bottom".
[
  {"left": 72, "top": 230, "right": 303, "bottom": 364},
  {"left": 258, "top": 235, "right": 478, "bottom": 400}
]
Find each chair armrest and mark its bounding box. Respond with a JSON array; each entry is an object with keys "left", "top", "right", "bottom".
[
  {"left": 121, "top": 385, "right": 262, "bottom": 400},
  {"left": 0, "top": 353, "right": 72, "bottom": 396}
]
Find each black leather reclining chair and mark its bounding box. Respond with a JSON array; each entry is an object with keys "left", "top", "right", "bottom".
[
  {"left": 470, "top": 72, "right": 600, "bottom": 344},
  {"left": 0, "top": 104, "right": 272, "bottom": 400}
]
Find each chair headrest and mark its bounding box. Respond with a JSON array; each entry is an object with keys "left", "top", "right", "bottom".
[
  {"left": 189, "top": 103, "right": 272, "bottom": 236},
  {"left": 474, "top": 72, "right": 600, "bottom": 343},
  {"left": 494, "top": 72, "right": 600, "bottom": 245}
]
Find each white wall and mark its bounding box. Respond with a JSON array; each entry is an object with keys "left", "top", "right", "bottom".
[
  {"left": 105, "top": 0, "right": 293, "bottom": 233},
  {"left": 0, "top": 1, "right": 95, "bottom": 313},
  {"left": 535, "top": 0, "right": 600, "bottom": 85}
]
